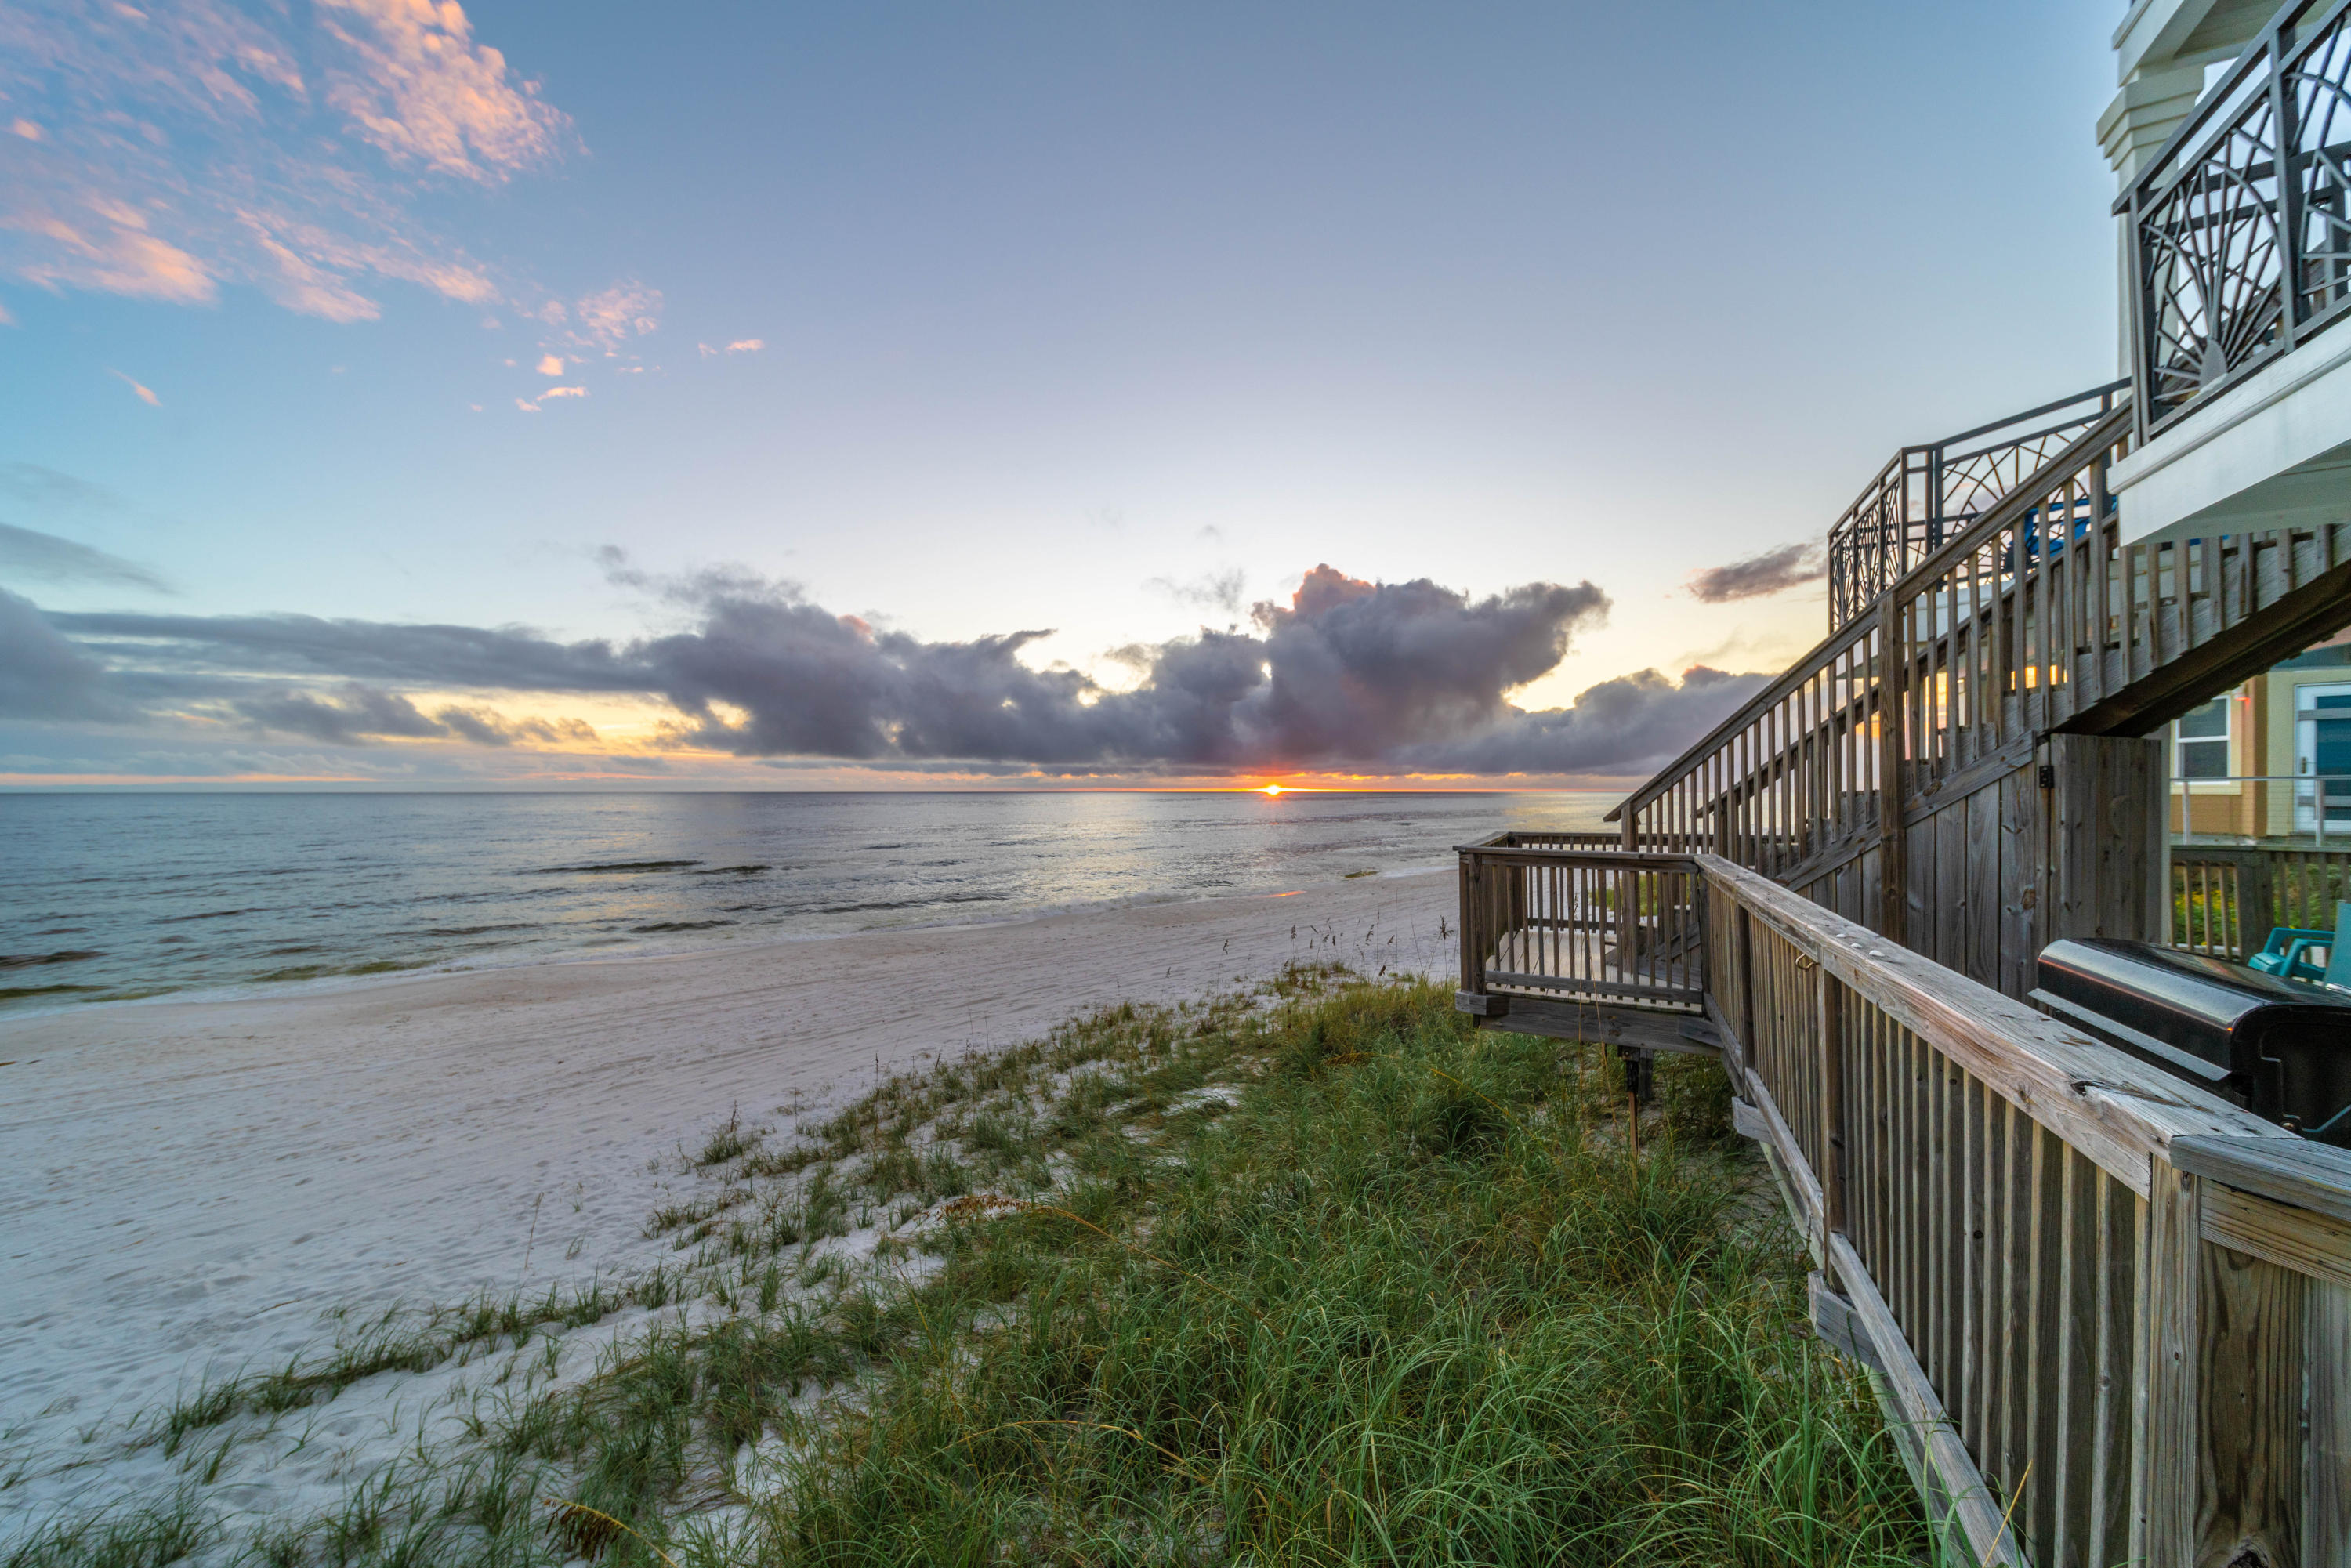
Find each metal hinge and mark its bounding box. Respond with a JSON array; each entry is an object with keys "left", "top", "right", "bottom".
[{"left": 2037, "top": 763, "right": 2055, "bottom": 789}]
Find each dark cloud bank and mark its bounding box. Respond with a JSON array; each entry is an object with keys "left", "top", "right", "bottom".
[{"left": 9, "top": 564, "right": 1766, "bottom": 779}]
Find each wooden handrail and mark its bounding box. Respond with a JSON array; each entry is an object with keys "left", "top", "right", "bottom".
[
  {"left": 1609, "top": 404, "right": 2134, "bottom": 824},
  {"left": 1456, "top": 842, "right": 2351, "bottom": 1566},
  {"left": 1698, "top": 853, "right": 2283, "bottom": 1169}
]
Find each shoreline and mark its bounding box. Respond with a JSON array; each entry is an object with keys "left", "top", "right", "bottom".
[
  {"left": 0, "top": 867, "right": 1456, "bottom": 1528},
  {"left": 0, "top": 858, "right": 1458, "bottom": 1026}
]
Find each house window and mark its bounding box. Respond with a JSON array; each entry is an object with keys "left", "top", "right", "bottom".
[{"left": 2175, "top": 697, "right": 2230, "bottom": 780}]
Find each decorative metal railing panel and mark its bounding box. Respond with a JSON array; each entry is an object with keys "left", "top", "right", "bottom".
[
  {"left": 1825, "top": 383, "right": 2126, "bottom": 632},
  {"left": 2128, "top": 0, "right": 2351, "bottom": 435}
]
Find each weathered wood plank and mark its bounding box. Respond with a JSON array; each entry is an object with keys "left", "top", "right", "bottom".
[
  {"left": 2199, "top": 1182, "right": 2351, "bottom": 1294},
  {"left": 2141, "top": 1160, "right": 2201, "bottom": 1568},
  {"left": 1998, "top": 763, "right": 2040, "bottom": 1003},
  {"left": 1965, "top": 784, "right": 1999, "bottom": 993},
  {"left": 2052, "top": 1146, "right": 2099, "bottom": 1568},
  {"left": 2309, "top": 1279, "right": 2351, "bottom": 1568},
  {"left": 1907, "top": 817, "right": 1936, "bottom": 963},
  {"left": 1828, "top": 1231, "right": 2028, "bottom": 1566},
  {"left": 2169, "top": 1135, "right": 2351, "bottom": 1227},
  {"left": 2193, "top": 1243, "right": 2303, "bottom": 1568},
  {"left": 1937, "top": 803, "right": 1967, "bottom": 976}
]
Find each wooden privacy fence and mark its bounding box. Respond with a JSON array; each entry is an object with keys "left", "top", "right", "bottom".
[
  {"left": 1456, "top": 842, "right": 2351, "bottom": 1568},
  {"left": 2172, "top": 844, "right": 2351, "bottom": 959}
]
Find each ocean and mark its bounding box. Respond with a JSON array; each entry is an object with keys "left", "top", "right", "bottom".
[{"left": 0, "top": 790, "right": 1614, "bottom": 1012}]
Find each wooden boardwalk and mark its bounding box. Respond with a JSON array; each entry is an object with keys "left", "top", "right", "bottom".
[
  {"left": 1455, "top": 842, "right": 2351, "bottom": 1567},
  {"left": 1456, "top": 386, "right": 2351, "bottom": 1566}
]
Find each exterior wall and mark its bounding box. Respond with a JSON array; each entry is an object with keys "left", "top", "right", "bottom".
[{"left": 2160, "top": 633, "right": 2351, "bottom": 840}]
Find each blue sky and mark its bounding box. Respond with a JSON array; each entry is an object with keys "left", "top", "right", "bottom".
[{"left": 1, "top": 0, "right": 2126, "bottom": 788}]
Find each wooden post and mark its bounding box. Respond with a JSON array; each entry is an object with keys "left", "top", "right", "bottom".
[
  {"left": 1459, "top": 853, "right": 1480, "bottom": 997},
  {"left": 2237, "top": 848, "right": 2278, "bottom": 960},
  {"left": 2138, "top": 1157, "right": 2201, "bottom": 1568},
  {"left": 2193, "top": 1243, "right": 2306, "bottom": 1567},
  {"left": 2310, "top": 1278, "right": 2351, "bottom": 1565},
  {"left": 1819, "top": 966, "right": 1847, "bottom": 1257},
  {"left": 1877, "top": 597, "right": 1909, "bottom": 947}
]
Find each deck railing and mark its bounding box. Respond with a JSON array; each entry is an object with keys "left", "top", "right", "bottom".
[
  {"left": 1827, "top": 382, "right": 2128, "bottom": 631},
  {"left": 1614, "top": 397, "right": 2351, "bottom": 899},
  {"left": 2171, "top": 841, "right": 2351, "bottom": 956},
  {"left": 1458, "top": 834, "right": 1704, "bottom": 1014},
  {"left": 2122, "top": 0, "right": 2351, "bottom": 440},
  {"left": 1458, "top": 843, "right": 2351, "bottom": 1567}
]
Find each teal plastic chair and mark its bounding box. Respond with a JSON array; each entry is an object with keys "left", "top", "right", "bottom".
[
  {"left": 2249, "top": 920, "right": 2335, "bottom": 983},
  {"left": 2323, "top": 902, "right": 2351, "bottom": 993},
  {"left": 2254, "top": 901, "right": 2351, "bottom": 990}
]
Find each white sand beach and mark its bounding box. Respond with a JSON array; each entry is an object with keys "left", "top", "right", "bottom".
[{"left": 0, "top": 871, "right": 1454, "bottom": 1536}]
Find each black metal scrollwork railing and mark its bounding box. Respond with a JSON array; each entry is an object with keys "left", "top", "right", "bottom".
[
  {"left": 1824, "top": 382, "right": 2126, "bottom": 630},
  {"left": 2125, "top": 0, "right": 2351, "bottom": 437}
]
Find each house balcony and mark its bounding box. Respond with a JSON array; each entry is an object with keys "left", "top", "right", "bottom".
[{"left": 2113, "top": 0, "right": 2351, "bottom": 546}]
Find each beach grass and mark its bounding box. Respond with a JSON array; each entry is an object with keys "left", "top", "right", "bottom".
[{"left": 5, "top": 969, "right": 1937, "bottom": 1567}]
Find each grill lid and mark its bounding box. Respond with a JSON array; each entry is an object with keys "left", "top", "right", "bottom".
[{"left": 2035, "top": 937, "right": 2351, "bottom": 1074}]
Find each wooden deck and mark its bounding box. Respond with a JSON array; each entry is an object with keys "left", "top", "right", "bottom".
[{"left": 1456, "top": 842, "right": 2351, "bottom": 1567}]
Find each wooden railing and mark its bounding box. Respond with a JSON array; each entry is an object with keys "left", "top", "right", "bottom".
[
  {"left": 1457, "top": 833, "right": 1704, "bottom": 1014},
  {"left": 2171, "top": 842, "right": 2351, "bottom": 958},
  {"left": 1611, "top": 397, "right": 2351, "bottom": 936},
  {"left": 1826, "top": 382, "right": 2127, "bottom": 632},
  {"left": 1457, "top": 843, "right": 2351, "bottom": 1568}
]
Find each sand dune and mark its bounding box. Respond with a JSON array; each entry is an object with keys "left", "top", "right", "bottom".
[{"left": 0, "top": 870, "right": 1454, "bottom": 1526}]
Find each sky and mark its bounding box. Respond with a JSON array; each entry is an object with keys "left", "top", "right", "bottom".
[{"left": 0, "top": 0, "right": 2128, "bottom": 791}]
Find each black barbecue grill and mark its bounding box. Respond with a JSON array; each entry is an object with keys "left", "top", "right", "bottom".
[{"left": 2030, "top": 938, "right": 2351, "bottom": 1146}]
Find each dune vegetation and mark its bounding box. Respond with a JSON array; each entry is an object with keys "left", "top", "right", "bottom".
[{"left": 6, "top": 969, "right": 1937, "bottom": 1567}]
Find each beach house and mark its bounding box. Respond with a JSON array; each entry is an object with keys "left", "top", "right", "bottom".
[{"left": 1454, "top": 2, "right": 2351, "bottom": 1562}]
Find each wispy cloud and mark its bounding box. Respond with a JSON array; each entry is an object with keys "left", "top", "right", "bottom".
[
  {"left": 1147, "top": 567, "right": 1248, "bottom": 620},
  {"left": 539, "top": 386, "right": 586, "bottom": 400},
  {"left": 107, "top": 370, "right": 160, "bottom": 406},
  {"left": 534, "top": 353, "right": 564, "bottom": 375},
  {"left": 0, "top": 522, "right": 171, "bottom": 592},
  {"left": 0, "top": 0, "right": 576, "bottom": 322},
  {"left": 570, "top": 284, "right": 661, "bottom": 349},
  {"left": 1686, "top": 541, "right": 1826, "bottom": 603},
  {"left": 725, "top": 338, "right": 763, "bottom": 354}
]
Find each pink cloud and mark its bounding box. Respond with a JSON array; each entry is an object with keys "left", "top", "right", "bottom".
[
  {"left": 725, "top": 338, "right": 763, "bottom": 353},
  {"left": 571, "top": 283, "right": 661, "bottom": 349},
  {"left": 534, "top": 353, "right": 563, "bottom": 375},
  {"left": 6, "top": 208, "right": 216, "bottom": 305},
  {"left": 313, "top": 0, "right": 574, "bottom": 184},
  {"left": 538, "top": 385, "right": 586, "bottom": 400},
  {"left": 513, "top": 397, "right": 539, "bottom": 412},
  {"left": 0, "top": 0, "right": 570, "bottom": 323},
  {"left": 108, "top": 369, "right": 161, "bottom": 406}
]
